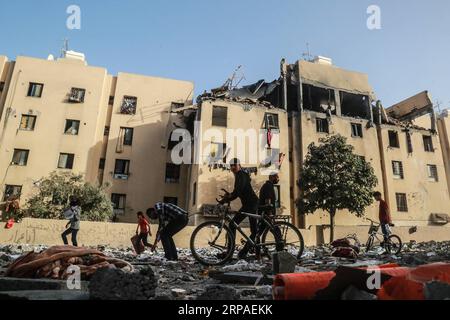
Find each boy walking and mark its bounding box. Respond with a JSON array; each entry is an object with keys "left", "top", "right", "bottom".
[{"left": 136, "top": 211, "right": 153, "bottom": 249}]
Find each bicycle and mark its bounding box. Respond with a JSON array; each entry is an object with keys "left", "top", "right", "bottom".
[
  {"left": 190, "top": 192, "right": 305, "bottom": 266},
  {"left": 365, "top": 218, "right": 402, "bottom": 255}
]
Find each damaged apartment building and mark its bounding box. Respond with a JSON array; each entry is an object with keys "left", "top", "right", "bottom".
[
  {"left": 0, "top": 52, "right": 449, "bottom": 229},
  {"left": 176, "top": 56, "right": 450, "bottom": 229}
]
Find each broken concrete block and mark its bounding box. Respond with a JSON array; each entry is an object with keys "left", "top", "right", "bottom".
[
  {"left": 256, "top": 285, "right": 273, "bottom": 298},
  {"left": 272, "top": 251, "right": 298, "bottom": 274},
  {"left": 171, "top": 288, "right": 187, "bottom": 298},
  {"left": 89, "top": 266, "right": 157, "bottom": 300},
  {"left": 424, "top": 281, "right": 450, "bottom": 300},
  {"left": 197, "top": 285, "right": 241, "bottom": 300},
  {"left": 341, "top": 286, "right": 377, "bottom": 300}
]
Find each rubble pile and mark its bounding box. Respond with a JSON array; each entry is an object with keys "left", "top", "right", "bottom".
[
  {"left": 0, "top": 241, "right": 448, "bottom": 300},
  {"left": 89, "top": 266, "right": 157, "bottom": 300}
]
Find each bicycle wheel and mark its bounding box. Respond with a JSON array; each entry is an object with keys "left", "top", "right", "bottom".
[
  {"left": 365, "top": 236, "right": 374, "bottom": 252},
  {"left": 261, "top": 222, "right": 304, "bottom": 260},
  {"left": 386, "top": 235, "right": 402, "bottom": 255},
  {"left": 190, "top": 221, "right": 234, "bottom": 266}
]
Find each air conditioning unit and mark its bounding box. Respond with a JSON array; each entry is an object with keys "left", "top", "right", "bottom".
[
  {"left": 114, "top": 174, "right": 129, "bottom": 180},
  {"left": 69, "top": 94, "right": 83, "bottom": 103}
]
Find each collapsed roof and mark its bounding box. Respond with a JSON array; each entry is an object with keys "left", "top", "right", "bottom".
[
  {"left": 197, "top": 78, "right": 283, "bottom": 109},
  {"left": 386, "top": 91, "right": 433, "bottom": 122}
]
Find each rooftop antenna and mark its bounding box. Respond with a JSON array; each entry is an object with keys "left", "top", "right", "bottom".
[
  {"left": 223, "top": 65, "right": 246, "bottom": 90},
  {"left": 434, "top": 100, "right": 443, "bottom": 114},
  {"left": 302, "top": 42, "right": 314, "bottom": 62},
  {"left": 60, "top": 38, "right": 69, "bottom": 58}
]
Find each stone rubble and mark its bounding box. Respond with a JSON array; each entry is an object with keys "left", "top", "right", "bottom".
[{"left": 0, "top": 241, "right": 448, "bottom": 300}]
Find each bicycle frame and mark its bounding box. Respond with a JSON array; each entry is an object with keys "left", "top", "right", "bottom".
[
  {"left": 367, "top": 221, "right": 391, "bottom": 245},
  {"left": 212, "top": 205, "right": 281, "bottom": 249}
]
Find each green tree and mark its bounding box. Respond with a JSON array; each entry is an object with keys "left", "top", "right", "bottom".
[
  {"left": 298, "top": 135, "right": 378, "bottom": 243},
  {"left": 25, "top": 171, "right": 113, "bottom": 222}
]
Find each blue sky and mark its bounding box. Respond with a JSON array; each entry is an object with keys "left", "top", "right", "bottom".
[{"left": 1, "top": 0, "right": 449, "bottom": 108}]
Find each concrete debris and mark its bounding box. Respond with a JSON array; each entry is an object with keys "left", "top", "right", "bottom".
[
  {"left": 171, "top": 288, "right": 187, "bottom": 298},
  {"left": 272, "top": 252, "right": 298, "bottom": 274},
  {"left": 196, "top": 285, "right": 241, "bottom": 300},
  {"left": 89, "top": 266, "right": 157, "bottom": 300},
  {"left": 0, "top": 241, "right": 449, "bottom": 300}
]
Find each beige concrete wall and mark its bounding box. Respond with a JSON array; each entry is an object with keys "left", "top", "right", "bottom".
[
  {"left": 190, "top": 100, "right": 291, "bottom": 224},
  {"left": 437, "top": 115, "right": 450, "bottom": 197},
  {"left": 103, "top": 72, "right": 194, "bottom": 222},
  {"left": 298, "top": 112, "right": 385, "bottom": 227},
  {"left": 0, "top": 56, "right": 110, "bottom": 203},
  {"left": 0, "top": 218, "right": 447, "bottom": 248},
  {"left": 379, "top": 125, "right": 450, "bottom": 225}
]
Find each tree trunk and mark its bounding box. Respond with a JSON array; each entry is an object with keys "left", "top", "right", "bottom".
[{"left": 329, "top": 208, "right": 336, "bottom": 244}]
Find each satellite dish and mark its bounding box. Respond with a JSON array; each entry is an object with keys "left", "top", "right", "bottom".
[{"left": 47, "top": 54, "right": 55, "bottom": 61}]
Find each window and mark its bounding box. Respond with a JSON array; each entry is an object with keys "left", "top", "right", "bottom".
[
  {"left": 427, "top": 165, "right": 438, "bottom": 182},
  {"left": 111, "top": 194, "right": 126, "bottom": 215},
  {"left": 27, "top": 83, "right": 44, "bottom": 97},
  {"left": 58, "top": 153, "right": 75, "bottom": 169},
  {"left": 19, "top": 115, "right": 37, "bottom": 131},
  {"left": 212, "top": 106, "right": 227, "bottom": 127},
  {"left": 68, "top": 88, "right": 86, "bottom": 103},
  {"left": 121, "top": 127, "right": 134, "bottom": 146},
  {"left": 316, "top": 118, "right": 329, "bottom": 133},
  {"left": 64, "top": 120, "right": 80, "bottom": 135},
  {"left": 99, "top": 158, "right": 105, "bottom": 170},
  {"left": 104, "top": 126, "right": 110, "bottom": 136},
  {"left": 163, "top": 197, "right": 178, "bottom": 205},
  {"left": 265, "top": 113, "right": 279, "bottom": 130},
  {"left": 0, "top": 82, "right": 5, "bottom": 92},
  {"left": 171, "top": 102, "right": 185, "bottom": 110},
  {"left": 120, "top": 96, "right": 137, "bottom": 115},
  {"left": 262, "top": 148, "right": 280, "bottom": 166},
  {"left": 388, "top": 131, "right": 400, "bottom": 148},
  {"left": 392, "top": 161, "right": 404, "bottom": 179},
  {"left": 165, "top": 163, "right": 181, "bottom": 183},
  {"left": 192, "top": 182, "right": 197, "bottom": 206},
  {"left": 209, "top": 142, "right": 227, "bottom": 163},
  {"left": 396, "top": 193, "right": 408, "bottom": 212},
  {"left": 12, "top": 149, "right": 29, "bottom": 166},
  {"left": 114, "top": 159, "right": 130, "bottom": 179},
  {"left": 423, "top": 136, "right": 434, "bottom": 152},
  {"left": 351, "top": 123, "right": 363, "bottom": 138},
  {"left": 3, "top": 185, "right": 22, "bottom": 201},
  {"left": 109, "top": 96, "right": 115, "bottom": 106}
]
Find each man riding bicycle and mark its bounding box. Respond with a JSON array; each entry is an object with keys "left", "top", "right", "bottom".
[{"left": 219, "top": 158, "right": 259, "bottom": 260}]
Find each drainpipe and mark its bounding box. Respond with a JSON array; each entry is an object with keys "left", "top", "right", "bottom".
[
  {"left": 375, "top": 101, "right": 390, "bottom": 207},
  {"left": 281, "top": 59, "right": 288, "bottom": 111}
]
